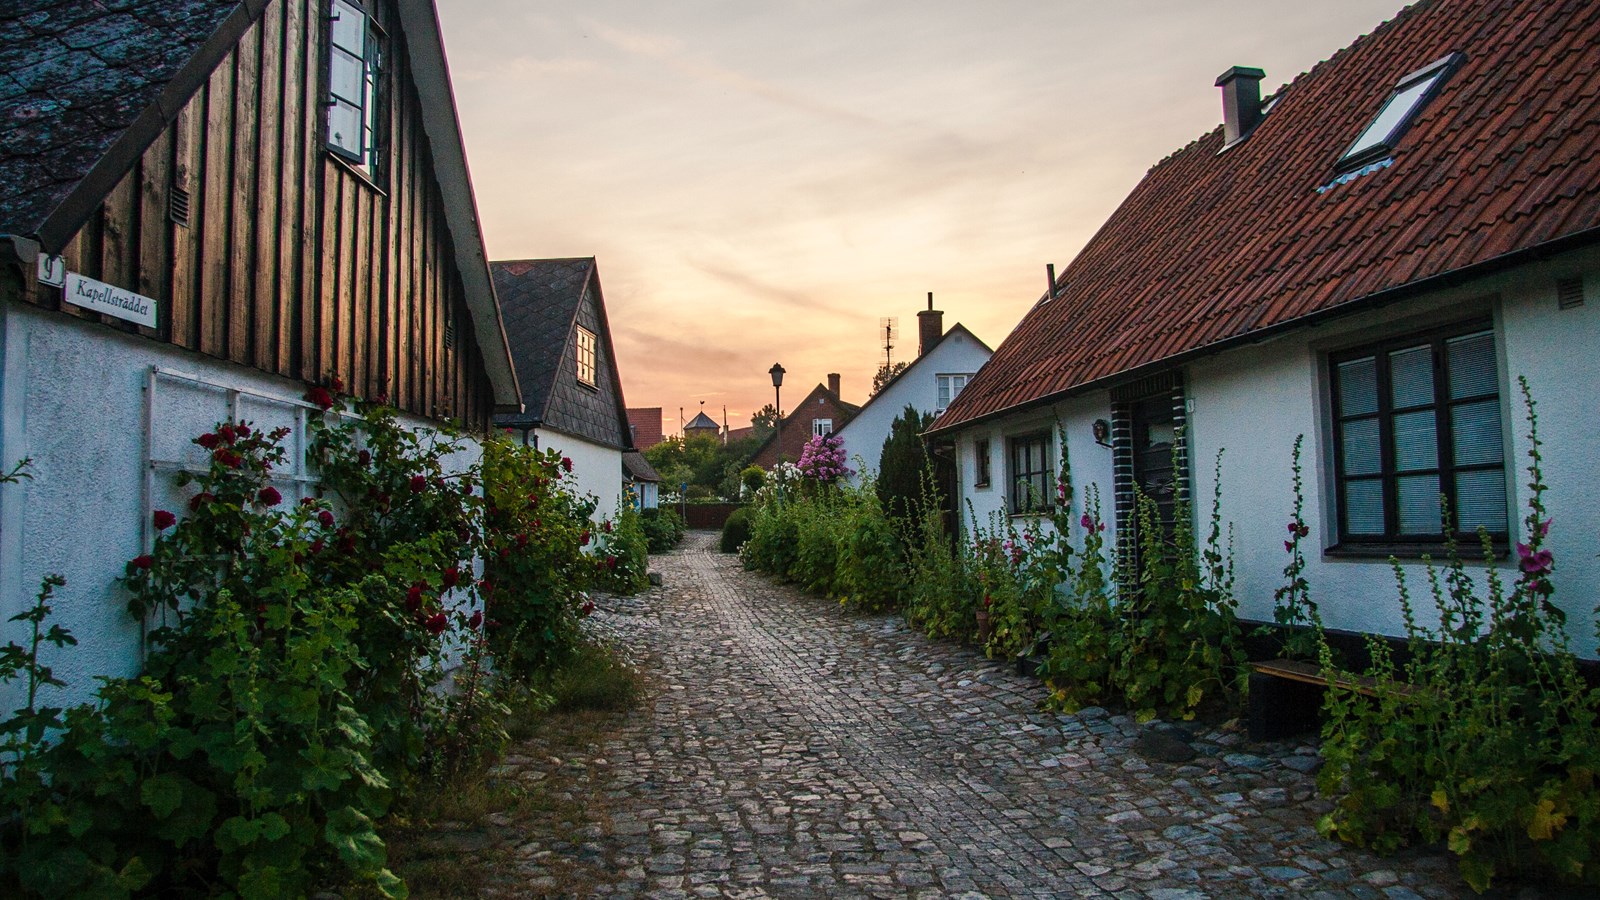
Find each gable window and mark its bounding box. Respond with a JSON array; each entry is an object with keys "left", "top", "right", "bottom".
[
  {"left": 1337, "top": 52, "right": 1460, "bottom": 170},
  {"left": 812, "top": 418, "right": 833, "bottom": 437},
  {"left": 1330, "top": 321, "right": 1506, "bottom": 548},
  {"left": 936, "top": 373, "right": 972, "bottom": 413},
  {"left": 974, "top": 439, "right": 991, "bottom": 489},
  {"left": 575, "top": 326, "right": 597, "bottom": 386},
  {"left": 326, "top": 0, "right": 384, "bottom": 176},
  {"left": 1008, "top": 432, "right": 1051, "bottom": 514}
]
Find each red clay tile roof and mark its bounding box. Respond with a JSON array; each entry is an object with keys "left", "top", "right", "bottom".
[
  {"left": 627, "top": 407, "right": 665, "bottom": 449},
  {"left": 931, "top": 0, "right": 1600, "bottom": 434}
]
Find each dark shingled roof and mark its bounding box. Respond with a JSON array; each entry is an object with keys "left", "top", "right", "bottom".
[
  {"left": 623, "top": 450, "right": 660, "bottom": 483},
  {"left": 684, "top": 411, "right": 720, "bottom": 431},
  {"left": 492, "top": 257, "right": 632, "bottom": 449},
  {"left": 0, "top": 0, "right": 247, "bottom": 240},
  {"left": 931, "top": 0, "right": 1600, "bottom": 434}
]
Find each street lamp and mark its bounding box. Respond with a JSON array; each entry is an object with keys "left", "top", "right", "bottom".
[{"left": 768, "top": 362, "right": 785, "bottom": 457}]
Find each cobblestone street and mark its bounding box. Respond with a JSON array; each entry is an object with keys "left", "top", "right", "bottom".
[{"left": 494, "top": 532, "right": 1468, "bottom": 898}]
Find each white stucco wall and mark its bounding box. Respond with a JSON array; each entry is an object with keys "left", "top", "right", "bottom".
[
  {"left": 527, "top": 428, "right": 624, "bottom": 522},
  {"left": 0, "top": 303, "right": 487, "bottom": 716},
  {"left": 839, "top": 328, "right": 991, "bottom": 484},
  {"left": 948, "top": 245, "right": 1600, "bottom": 658}
]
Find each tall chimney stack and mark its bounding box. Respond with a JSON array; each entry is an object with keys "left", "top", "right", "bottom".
[
  {"left": 1215, "top": 66, "right": 1266, "bottom": 147},
  {"left": 917, "top": 291, "right": 944, "bottom": 357},
  {"left": 827, "top": 372, "right": 841, "bottom": 397}
]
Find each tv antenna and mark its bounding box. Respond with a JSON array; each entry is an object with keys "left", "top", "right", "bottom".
[{"left": 878, "top": 317, "right": 898, "bottom": 368}]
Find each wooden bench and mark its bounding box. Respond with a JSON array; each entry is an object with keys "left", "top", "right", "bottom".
[{"left": 1247, "top": 658, "right": 1421, "bottom": 741}]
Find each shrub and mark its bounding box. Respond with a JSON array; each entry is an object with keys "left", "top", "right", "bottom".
[
  {"left": 720, "top": 507, "right": 752, "bottom": 553},
  {"left": 593, "top": 505, "right": 650, "bottom": 596},
  {"left": 901, "top": 475, "right": 977, "bottom": 640},
  {"left": 876, "top": 405, "right": 935, "bottom": 522},
  {"left": 1313, "top": 379, "right": 1600, "bottom": 892},
  {"left": 640, "top": 507, "right": 686, "bottom": 553}
]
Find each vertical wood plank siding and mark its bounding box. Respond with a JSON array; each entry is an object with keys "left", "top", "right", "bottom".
[{"left": 19, "top": 0, "right": 495, "bottom": 430}]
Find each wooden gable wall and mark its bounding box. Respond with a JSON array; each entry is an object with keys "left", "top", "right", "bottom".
[{"left": 16, "top": 0, "right": 494, "bottom": 429}]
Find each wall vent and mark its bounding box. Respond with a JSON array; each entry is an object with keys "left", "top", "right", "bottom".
[
  {"left": 443, "top": 318, "right": 456, "bottom": 352},
  {"left": 168, "top": 184, "right": 191, "bottom": 227},
  {"left": 1557, "top": 276, "right": 1585, "bottom": 310}
]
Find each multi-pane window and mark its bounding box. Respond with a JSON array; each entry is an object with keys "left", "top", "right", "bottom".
[
  {"left": 974, "top": 439, "right": 991, "bottom": 488},
  {"left": 575, "top": 326, "right": 597, "bottom": 386},
  {"left": 327, "top": 0, "right": 383, "bottom": 174},
  {"left": 936, "top": 373, "right": 972, "bottom": 413},
  {"left": 1331, "top": 322, "right": 1506, "bottom": 545},
  {"left": 1008, "top": 433, "right": 1051, "bottom": 514},
  {"left": 812, "top": 418, "right": 833, "bottom": 437}
]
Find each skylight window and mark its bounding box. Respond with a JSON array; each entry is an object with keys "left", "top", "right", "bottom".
[{"left": 1338, "top": 52, "right": 1461, "bottom": 169}]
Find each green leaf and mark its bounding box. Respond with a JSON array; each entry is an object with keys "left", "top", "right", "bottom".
[
  {"left": 326, "top": 806, "right": 388, "bottom": 873},
  {"left": 140, "top": 773, "right": 184, "bottom": 819}
]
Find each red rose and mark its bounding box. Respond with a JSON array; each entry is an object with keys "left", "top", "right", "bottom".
[
  {"left": 305, "top": 386, "right": 334, "bottom": 410},
  {"left": 330, "top": 374, "right": 345, "bottom": 392},
  {"left": 153, "top": 510, "right": 176, "bottom": 530},
  {"left": 300, "top": 496, "right": 317, "bottom": 507},
  {"left": 515, "top": 533, "right": 529, "bottom": 548},
  {"left": 197, "top": 432, "right": 220, "bottom": 449},
  {"left": 358, "top": 450, "right": 372, "bottom": 466},
  {"left": 580, "top": 599, "right": 595, "bottom": 617},
  {"left": 131, "top": 554, "right": 154, "bottom": 571},
  {"left": 218, "top": 424, "right": 236, "bottom": 444},
  {"left": 410, "top": 475, "right": 427, "bottom": 493},
  {"left": 603, "top": 520, "right": 613, "bottom": 534},
  {"left": 310, "top": 539, "right": 325, "bottom": 554},
  {"left": 479, "top": 580, "right": 494, "bottom": 596},
  {"left": 579, "top": 529, "right": 591, "bottom": 547},
  {"left": 442, "top": 566, "right": 460, "bottom": 588},
  {"left": 467, "top": 610, "right": 483, "bottom": 630},
  {"left": 317, "top": 509, "right": 335, "bottom": 527},
  {"left": 606, "top": 555, "right": 617, "bottom": 570},
  {"left": 561, "top": 457, "right": 573, "bottom": 473},
  {"left": 424, "top": 612, "right": 447, "bottom": 635},
  {"left": 189, "top": 492, "right": 215, "bottom": 512},
  {"left": 235, "top": 423, "right": 251, "bottom": 438},
  {"left": 258, "top": 486, "right": 283, "bottom": 506},
  {"left": 460, "top": 479, "right": 473, "bottom": 495},
  {"left": 406, "top": 583, "right": 425, "bottom": 615}
]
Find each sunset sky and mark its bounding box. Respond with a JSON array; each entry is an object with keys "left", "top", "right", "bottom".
[{"left": 435, "top": 0, "right": 1408, "bottom": 435}]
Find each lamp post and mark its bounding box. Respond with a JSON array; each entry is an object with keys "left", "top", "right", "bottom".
[{"left": 769, "top": 362, "right": 785, "bottom": 499}]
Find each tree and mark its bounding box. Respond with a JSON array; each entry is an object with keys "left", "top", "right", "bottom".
[
  {"left": 871, "top": 361, "right": 909, "bottom": 396},
  {"left": 749, "top": 404, "right": 779, "bottom": 442},
  {"left": 876, "top": 404, "right": 936, "bottom": 520}
]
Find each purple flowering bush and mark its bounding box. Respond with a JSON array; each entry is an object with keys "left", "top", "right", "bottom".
[{"left": 796, "top": 433, "right": 853, "bottom": 485}]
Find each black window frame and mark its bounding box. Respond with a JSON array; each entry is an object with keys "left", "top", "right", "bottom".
[
  {"left": 325, "top": 0, "right": 387, "bottom": 182},
  {"left": 974, "top": 438, "right": 991, "bottom": 489},
  {"left": 1007, "top": 432, "right": 1052, "bottom": 515},
  {"left": 1327, "top": 318, "right": 1508, "bottom": 555}
]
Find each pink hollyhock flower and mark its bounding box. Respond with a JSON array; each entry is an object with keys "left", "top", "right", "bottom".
[
  {"left": 1080, "top": 514, "right": 1094, "bottom": 530},
  {"left": 1516, "top": 543, "right": 1554, "bottom": 576},
  {"left": 153, "top": 510, "right": 176, "bottom": 530},
  {"left": 1285, "top": 540, "right": 1295, "bottom": 553}
]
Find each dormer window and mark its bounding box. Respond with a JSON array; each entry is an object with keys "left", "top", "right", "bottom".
[
  {"left": 576, "top": 326, "right": 597, "bottom": 386},
  {"left": 1337, "top": 52, "right": 1460, "bottom": 170},
  {"left": 327, "top": 0, "right": 384, "bottom": 177}
]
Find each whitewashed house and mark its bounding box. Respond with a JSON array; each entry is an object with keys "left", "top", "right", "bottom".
[
  {"left": 493, "top": 258, "right": 633, "bottom": 520},
  {"left": 928, "top": 0, "right": 1600, "bottom": 659},
  {"left": 0, "top": 0, "right": 522, "bottom": 711},
  {"left": 836, "top": 296, "right": 990, "bottom": 484}
]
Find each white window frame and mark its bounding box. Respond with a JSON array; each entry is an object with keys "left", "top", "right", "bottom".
[
  {"left": 812, "top": 418, "right": 833, "bottom": 437},
  {"left": 326, "top": 0, "right": 384, "bottom": 175},
  {"left": 936, "top": 373, "right": 972, "bottom": 414},
  {"left": 576, "top": 326, "right": 597, "bottom": 386}
]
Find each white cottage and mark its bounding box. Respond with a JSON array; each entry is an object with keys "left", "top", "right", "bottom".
[
  {"left": 928, "top": 0, "right": 1600, "bottom": 659},
  {"left": 836, "top": 296, "right": 990, "bottom": 484}
]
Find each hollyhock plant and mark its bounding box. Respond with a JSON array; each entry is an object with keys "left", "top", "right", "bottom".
[{"left": 797, "top": 433, "right": 853, "bottom": 485}]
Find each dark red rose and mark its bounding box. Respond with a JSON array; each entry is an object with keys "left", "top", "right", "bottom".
[
  {"left": 301, "top": 496, "right": 318, "bottom": 507},
  {"left": 338, "top": 533, "right": 356, "bottom": 553},
  {"left": 515, "top": 533, "right": 529, "bottom": 549},
  {"left": 131, "top": 554, "right": 154, "bottom": 571},
  {"left": 358, "top": 450, "right": 371, "bottom": 466},
  {"left": 213, "top": 448, "right": 241, "bottom": 468},
  {"left": 235, "top": 423, "right": 250, "bottom": 438},
  {"left": 305, "top": 386, "right": 334, "bottom": 410},
  {"left": 310, "top": 539, "right": 325, "bottom": 554},
  {"left": 460, "top": 479, "right": 473, "bottom": 495},
  {"left": 424, "top": 612, "right": 447, "bottom": 635},
  {"left": 189, "top": 492, "right": 215, "bottom": 512},
  {"left": 218, "top": 424, "right": 236, "bottom": 444},
  {"left": 410, "top": 475, "right": 427, "bottom": 493},
  {"left": 442, "top": 566, "right": 460, "bottom": 588},
  {"left": 197, "top": 432, "right": 220, "bottom": 449},
  {"left": 606, "top": 555, "right": 617, "bottom": 570},
  {"left": 579, "top": 529, "right": 590, "bottom": 547},
  {"left": 258, "top": 486, "right": 282, "bottom": 506},
  {"left": 467, "top": 610, "right": 483, "bottom": 630},
  {"left": 603, "top": 520, "right": 613, "bottom": 534},
  {"left": 479, "top": 580, "right": 494, "bottom": 596},
  {"left": 561, "top": 457, "right": 573, "bottom": 473},
  {"left": 580, "top": 599, "right": 595, "bottom": 617},
  {"left": 317, "top": 509, "right": 335, "bottom": 528},
  {"left": 153, "top": 510, "right": 176, "bottom": 530},
  {"left": 406, "top": 583, "right": 424, "bottom": 615},
  {"left": 330, "top": 374, "right": 345, "bottom": 392}
]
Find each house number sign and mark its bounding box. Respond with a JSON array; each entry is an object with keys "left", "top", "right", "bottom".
[{"left": 62, "top": 272, "right": 158, "bottom": 329}]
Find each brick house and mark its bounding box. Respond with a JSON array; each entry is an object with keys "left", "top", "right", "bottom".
[{"left": 749, "top": 373, "right": 860, "bottom": 469}]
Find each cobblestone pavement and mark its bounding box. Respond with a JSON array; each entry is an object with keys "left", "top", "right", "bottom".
[{"left": 500, "top": 531, "right": 1473, "bottom": 899}]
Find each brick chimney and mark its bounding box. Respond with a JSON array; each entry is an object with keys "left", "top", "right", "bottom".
[
  {"left": 827, "top": 373, "right": 841, "bottom": 397},
  {"left": 1215, "top": 66, "right": 1266, "bottom": 147},
  {"left": 917, "top": 291, "right": 943, "bottom": 356}
]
